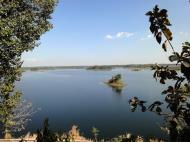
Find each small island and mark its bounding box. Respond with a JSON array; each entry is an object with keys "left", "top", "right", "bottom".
[{"left": 105, "top": 74, "right": 125, "bottom": 89}]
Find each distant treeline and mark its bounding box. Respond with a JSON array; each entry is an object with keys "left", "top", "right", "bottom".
[
  {"left": 22, "top": 64, "right": 180, "bottom": 71},
  {"left": 22, "top": 66, "right": 87, "bottom": 71}
]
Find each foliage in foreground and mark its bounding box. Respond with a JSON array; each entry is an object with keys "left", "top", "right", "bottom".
[
  {"left": 36, "top": 119, "right": 167, "bottom": 142},
  {"left": 37, "top": 119, "right": 92, "bottom": 142},
  {"left": 129, "top": 5, "right": 190, "bottom": 142},
  {"left": 0, "top": 0, "right": 57, "bottom": 138}
]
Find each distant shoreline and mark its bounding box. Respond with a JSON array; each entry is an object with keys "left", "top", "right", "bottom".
[{"left": 22, "top": 64, "right": 180, "bottom": 71}]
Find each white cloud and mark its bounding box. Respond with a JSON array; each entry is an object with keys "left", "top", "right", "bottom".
[
  {"left": 105, "top": 34, "right": 113, "bottom": 39},
  {"left": 141, "top": 34, "right": 152, "bottom": 40},
  {"left": 179, "top": 32, "right": 189, "bottom": 36},
  {"left": 116, "top": 32, "right": 134, "bottom": 38},
  {"left": 105, "top": 32, "right": 134, "bottom": 39}
]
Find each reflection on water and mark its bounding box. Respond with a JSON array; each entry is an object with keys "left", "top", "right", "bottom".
[
  {"left": 111, "top": 87, "right": 123, "bottom": 95},
  {"left": 16, "top": 68, "right": 169, "bottom": 139}
]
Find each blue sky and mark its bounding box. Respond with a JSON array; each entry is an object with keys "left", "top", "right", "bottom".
[{"left": 22, "top": 0, "right": 190, "bottom": 66}]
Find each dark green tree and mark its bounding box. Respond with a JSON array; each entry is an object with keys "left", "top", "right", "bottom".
[
  {"left": 36, "top": 118, "right": 57, "bottom": 142},
  {"left": 0, "top": 0, "right": 57, "bottom": 138},
  {"left": 91, "top": 127, "right": 99, "bottom": 142}
]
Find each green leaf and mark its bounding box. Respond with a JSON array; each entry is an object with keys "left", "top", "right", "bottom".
[
  {"left": 182, "top": 44, "right": 190, "bottom": 50},
  {"left": 164, "top": 19, "right": 172, "bottom": 26},
  {"left": 156, "top": 32, "right": 162, "bottom": 44},
  {"left": 149, "top": 24, "right": 155, "bottom": 33},
  {"left": 153, "top": 5, "right": 159, "bottom": 13},
  {"left": 169, "top": 55, "right": 179, "bottom": 62},
  {"left": 182, "top": 60, "right": 190, "bottom": 68},
  {"left": 181, "top": 64, "right": 190, "bottom": 80},
  {"left": 163, "top": 28, "right": 172, "bottom": 40},
  {"left": 145, "top": 11, "right": 153, "bottom": 16},
  {"left": 156, "top": 106, "right": 162, "bottom": 114},
  {"left": 160, "top": 78, "right": 165, "bottom": 84},
  {"left": 159, "top": 9, "right": 168, "bottom": 17},
  {"left": 162, "top": 42, "right": 167, "bottom": 52}
]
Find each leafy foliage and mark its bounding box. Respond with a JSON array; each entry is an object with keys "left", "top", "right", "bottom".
[
  {"left": 146, "top": 5, "right": 172, "bottom": 52},
  {"left": 109, "top": 133, "right": 141, "bottom": 142},
  {"left": 151, "top": 64, "right": 179, "bottom": 84},
  {"left": 0, "top": 0, "right": 57, "bottom": 137},
  {"left": 11, "top": 100, "right": 35, "bottom": 132},
  {"left": 37, "top": 119, "right": 93, "bottom": 142},
  {"left": 129, "top": 5, "right": 190, "bottom": 142},
  {"left": 36, "top": 118, "right": 57, "bottom": 142},
  {"left": 91, "top": 127, "right": 99, "bottom": 142},
  {"left": 128, "top": 97, "right": 147, "bottom": 112}
]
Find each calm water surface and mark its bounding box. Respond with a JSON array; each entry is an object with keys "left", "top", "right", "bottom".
[{"left": 17, "top": 68, "right": 170, "bottom": 139}]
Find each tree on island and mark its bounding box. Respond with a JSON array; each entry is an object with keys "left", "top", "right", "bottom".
[
  {"left": 108, "top": 74, "right": 122, "bottom": 84},
  {"left": 0, "top": 0, "right": 57, "bottom": 138},
  {"left": 129, "top": 5, "right": 190, "bottom": 142},
  {"left": 106, "top": 74, "right": 124, "bottom": 89}
]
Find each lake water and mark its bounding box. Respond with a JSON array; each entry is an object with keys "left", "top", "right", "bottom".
[{"left": 17, "top": 68, "right": 170, "bottom": 139}]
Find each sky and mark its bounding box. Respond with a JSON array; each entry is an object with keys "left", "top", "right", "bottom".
[{"left": 22, "top": 0, "right": 190, "bottom": 67}]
